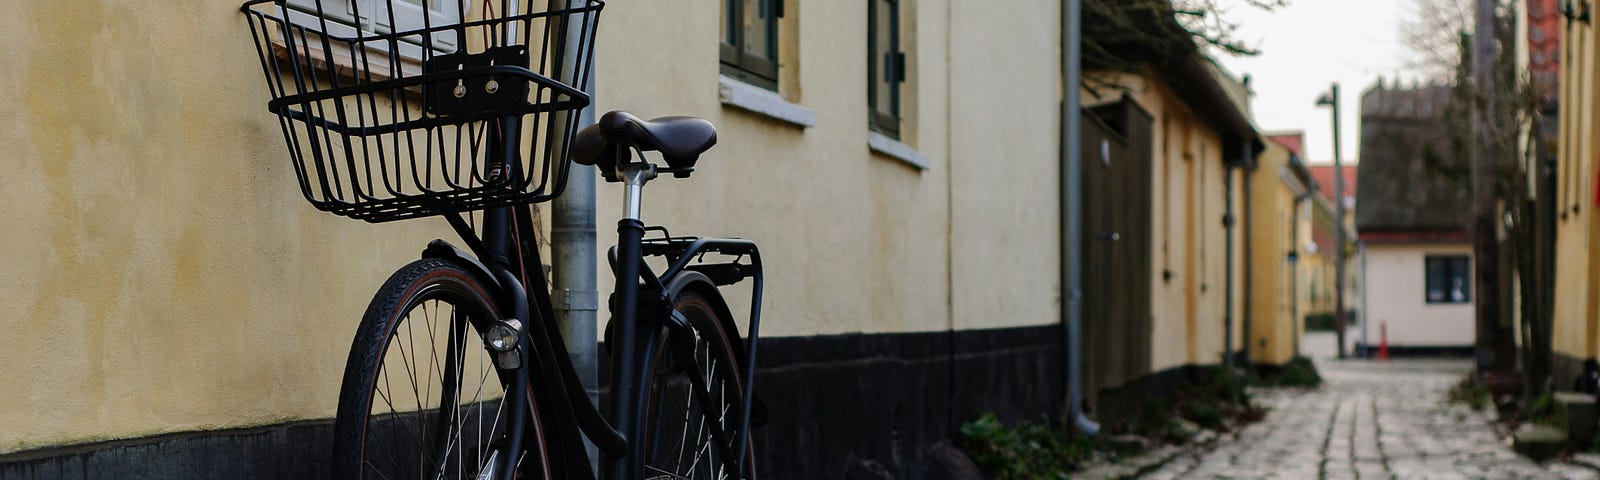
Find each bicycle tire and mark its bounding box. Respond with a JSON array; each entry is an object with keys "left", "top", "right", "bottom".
[
  {"left": 636, "top": 289, "right": 759, "bottom": 479},
  {"left": 333, "top": 258, "right": 552, "bottom": 479}
]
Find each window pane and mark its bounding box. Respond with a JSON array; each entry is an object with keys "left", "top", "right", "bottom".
[
  {"left": 1449, "top": 258, "right": 1470, "bottom": 302},
  {"left": 871, "top": 0, "right": 893, "bottom": 116},
  {"left": 743, "top": 0, "right": 774, "bottom": 59},
  {"left": 722, "top": 0, "right": 736, "bottom": 46},
  {"left": 1425, "top": 258, "right": 1445, "bottom": 302},
  {"left": 1424, "top": 256, "right": 1471, "bottom": 303}
]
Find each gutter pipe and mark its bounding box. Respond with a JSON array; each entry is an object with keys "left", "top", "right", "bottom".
[
  {"left": 552, "top": 1, "right": 600, "bottom": 469},
  {"left": 1240, "top": 154, "right": 1255, "bottom": 366},
  {"left": 1224, "top": 160, "right": 1236, "bottom": 369},
  {"left": 1062, "top": 0, "right": 1099, "bottom": 437},
  {"left": 1223, "top": 136, "right": 1252, "bottom": 369},
  {"left": 1358, "top": 241, "right": 1368, "bottom": 357},
  {"left": 1291, "top": 187, "right": 1314, "bottom": 358}
]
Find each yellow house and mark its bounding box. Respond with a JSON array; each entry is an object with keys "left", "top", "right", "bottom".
[
  {"left": 1245, "top": 132, "right": 1316, "bottom": 365},
  {"left": 0, "top": 0, "right": 1285, "bottom": 476},
  {"left": 1353, "top": 84, "right": 1476, "bottom": 355},
  {"left": 1551, "top": 2, "right": 1600, "bottom": 383},
  {"left": 1078, "top": 56, "right": 1258, "bottom": 418},
  {"left": 1302, "top": 163, "right": 1358, "bottom": 348},
  {"left": 0, "top": 0, "right": 1083, "bottom": 476}
]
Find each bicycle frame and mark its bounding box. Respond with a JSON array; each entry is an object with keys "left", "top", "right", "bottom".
[{"left": 434, "top": 120, "right": 763, "bottom": 479}]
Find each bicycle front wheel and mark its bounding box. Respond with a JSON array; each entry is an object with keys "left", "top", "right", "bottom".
[
  {"left": 638, "top": 290, "right": 759, "bottom": 479},
  {"left": 333, "top": 258, "right": 551, "bottom": 479}
]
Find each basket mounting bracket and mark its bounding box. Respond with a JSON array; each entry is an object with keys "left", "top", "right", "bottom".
[{"left": 423, "top": 46, "right": 531, "bottom": 116}]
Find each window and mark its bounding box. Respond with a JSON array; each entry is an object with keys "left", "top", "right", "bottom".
[
  {"left": 283, "top": 0, "right": 464, "bottom": 63},
  {"left": 868, "top": 0, "right": 904, "bottom": 137},
  {"left": 721, "top": 0, "right": 782, "bottom": 90},
  {"left": 1425, "top": 255, "right": 1471, "bottom": 304}
]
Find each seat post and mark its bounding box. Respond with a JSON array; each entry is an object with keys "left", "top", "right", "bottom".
[{"left": 620, "top": 162, "right": 657, "bottom": 222}]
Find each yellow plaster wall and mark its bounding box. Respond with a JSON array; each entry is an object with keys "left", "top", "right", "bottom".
[
  {"left": 590, "top": 0, "right": 1061, "bottom": 336},
  {"left": 1554, "top": 16, "right": 1597, "bottom": 362},
  {"left": 1, "top": 0, "right": 1071, "bottom": 453},
  {"left": 946, "top": 0, "right": 1063, "bottom": 331},
  {"left": 1087, "top": 72, "right": 1236, "bottom": 374},
  {"left": 1246, "top": 141, "right": 1300, "bottom": 365},
  {"left": 0, "top": 1, "right": 467, "bottom": 453},
  {"left": 1, "top": 0, "right": 1267, "bottom": 453}
]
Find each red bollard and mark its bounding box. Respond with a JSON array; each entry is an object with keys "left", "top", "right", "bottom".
[{"left": 1378, "top": 321, "right": 1390, "bottom": 361}]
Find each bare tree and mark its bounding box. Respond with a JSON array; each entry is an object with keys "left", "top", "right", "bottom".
[
  {"left": 1175, "top": 0, "right": 1290, "bottom": 56},
  {"left": 1402, "top": 0, "right": 1476, "bottom": 80},
  {"left": 1082, "top": 0, "right": 1287, "bottom": 83}
]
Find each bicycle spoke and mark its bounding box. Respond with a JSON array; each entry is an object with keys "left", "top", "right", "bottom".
[
  {"left": 377, "top": 363, "right": 427, "bottom": 454},
  {"left": 645, "top": 464, "right": 691, "bottom": 480},
  {"left": 363, "top": 401, "right": 406, "bottom": 475},
  {"left": 675, "top": 375, "right": 693, "bottom": 469},
  {"left": 334, "top": 261, "right": 536, "bottom": 480}
]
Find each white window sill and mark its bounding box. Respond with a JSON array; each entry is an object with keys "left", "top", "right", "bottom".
[
  {"left": 868, "top": 131, "right": 930, "bottom": 170},
  {"left": 718, "top": 75, "right": 815, "bottom": 128}
]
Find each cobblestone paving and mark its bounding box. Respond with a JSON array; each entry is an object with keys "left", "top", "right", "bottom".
[{"left": 1136, "top": 358, "right": 1600, "bottom": 480}]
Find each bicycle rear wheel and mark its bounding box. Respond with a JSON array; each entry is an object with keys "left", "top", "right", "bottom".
[
  {"left": 333, "top": 258, "right": 551, "bottom": 479},
  {"left": 637, "top": 290, "right": 758, "bottom": 479}
]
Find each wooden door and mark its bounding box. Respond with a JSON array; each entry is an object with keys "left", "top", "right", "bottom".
[{"left": 1081, "top": 97, "right": 1154, "bottom": 413}]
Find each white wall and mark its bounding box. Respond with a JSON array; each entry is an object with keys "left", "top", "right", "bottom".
[{"left": 1362, "top": 243, "right": 1475, "bottom": 347}]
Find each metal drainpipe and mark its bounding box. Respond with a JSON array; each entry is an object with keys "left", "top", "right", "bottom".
[
  {"left": 1292, "top": 189, "right": 1312, "bottom": 359},
  {"left": 1358, "top": 241, "right": 1368, "bottom": 357},
  {"left": 1241, "top": 159, "right": 1253, "bottom": 366},
  {"left": 1061, "top": 0, "right": 1099, "bottom": 437},
  {"left": 551, "top": 1, "right": 600, "bottom": 469},
  {"left": 1224, "top": 157, "right": 1236, "bottom": 369}
]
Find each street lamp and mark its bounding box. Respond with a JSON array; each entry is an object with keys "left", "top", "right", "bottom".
[{"left": 1316, "top": 83, "right": 1348, "bottom": 360}]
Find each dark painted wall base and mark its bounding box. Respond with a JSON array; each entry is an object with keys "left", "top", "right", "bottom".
[
  {"left": 1554, "top": 351, "right": 1593, "bottom": 393},
  {"left": 750, "top": 325, "right": 1064, "bottom": 479},
  {"left": 1353, "top": 343, "right": 1474, "bottom": 358},
  {"left": 0, "top": 420, "right": 332, "bottom": 480},
  {"left": 1, "top": 325, "right": 1066, "bottom": 480},
  {"left": 1091, "top": 364, "right": 1210, "bottom": 423}
]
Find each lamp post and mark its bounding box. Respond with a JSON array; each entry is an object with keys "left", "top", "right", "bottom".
[{"left": 1316, "top": 84, "right": 1347, "bottom": 360}]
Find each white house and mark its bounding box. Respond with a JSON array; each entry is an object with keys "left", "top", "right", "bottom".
[{"left": 1354, "top": 83, "right": 1476, "bottom": 355}]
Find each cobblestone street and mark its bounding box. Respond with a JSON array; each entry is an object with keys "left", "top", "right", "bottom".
[{"left": 1136, "top": 338, "right": 1600, "bottom": 479}]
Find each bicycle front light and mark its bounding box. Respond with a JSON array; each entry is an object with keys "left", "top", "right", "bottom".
[{"left": 485, "top": 319, "right": 523, "bottom": 352}]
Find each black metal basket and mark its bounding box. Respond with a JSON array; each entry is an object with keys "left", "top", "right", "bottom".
[{"left": 242, "top": 0, "right": 603, "bottom": 222}]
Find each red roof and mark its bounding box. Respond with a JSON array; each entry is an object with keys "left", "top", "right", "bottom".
[
  {"left": 1529, "top": 0, "right": 1560, "bottom": 92},
  {"left": 1267, "top": 133, "right": 1304, "bottom": 158},
  {"left": 1308, "top": 165, "right": 1357, "bottom": 206}
]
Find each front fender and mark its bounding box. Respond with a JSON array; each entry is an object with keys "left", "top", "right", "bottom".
[{"left": 421, "top": 239, "right": 503, "bottom": 293}]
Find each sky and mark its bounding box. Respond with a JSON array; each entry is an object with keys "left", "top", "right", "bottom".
[{"left": 1211, "top": 0, "right": 1426, "bottom": 164}]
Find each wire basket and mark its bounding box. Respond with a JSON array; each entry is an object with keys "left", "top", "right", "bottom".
[{"left": 242, "top": 0, "right": 603, "bottom": 222}]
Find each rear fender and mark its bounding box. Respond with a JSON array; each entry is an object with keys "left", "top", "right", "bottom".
[{"left": 664, "top": 271, "right": 747, "bottom": 362}]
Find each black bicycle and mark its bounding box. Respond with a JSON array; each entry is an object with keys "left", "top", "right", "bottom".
[{"left": 241, "top": 1, "right": 763, "bottom": 478}]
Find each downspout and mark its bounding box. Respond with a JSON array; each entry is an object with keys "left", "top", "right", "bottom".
[
  {"left": 1358, "top": 241, "right": 1369, "bottom": 357},
  {"left": 1224, "top": 156, "right": 1236, "bottom": 369},
  {"left": 1292, "top": 188, "right": 1313, "bottom": 358},
  {"left": 1062, "top": 0, "right": 1099, "bottom": 436},
  {"left": 551, "top": 1, "right": 600, "bottom": 469},
  {"left": 1222, "top": 163, "right": 1235, "bottom": 369},
  {"left": 1241, "top": 159, "right": 1254, "bottom": 365}
]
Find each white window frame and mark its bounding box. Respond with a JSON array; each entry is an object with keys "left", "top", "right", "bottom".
[{"left": 283, "top": 0, "right": 467, "bottom": 63}]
